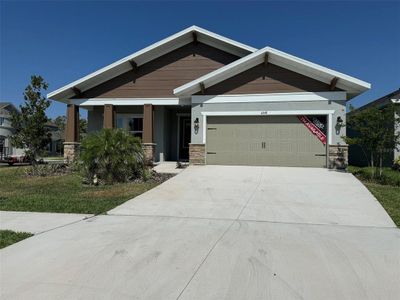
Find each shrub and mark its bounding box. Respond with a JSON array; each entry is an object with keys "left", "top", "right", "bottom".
[
  {"left": 392, "top": 157, "right": 400, "bottom": 171},
  {"left": 349, "top": 166, "right": 400, "bottom": 186},
  {"left": 24, "top": 163, "right": 69, "bottom": 177},
  {"left": 80, "top": 129, "right": 144, "bottom": 184}
]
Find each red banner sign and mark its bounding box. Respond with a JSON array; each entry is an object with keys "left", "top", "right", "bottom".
[{"left": 298, "top": 115, "right": 327, "bottom": 145}]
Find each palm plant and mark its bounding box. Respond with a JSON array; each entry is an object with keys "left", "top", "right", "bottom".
[{"left": 80, "top": 129, "right": 144, "bottom": 184}]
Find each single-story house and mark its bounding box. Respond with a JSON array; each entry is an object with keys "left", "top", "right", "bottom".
[
  {"left": 348, "top": 88, "right": 400, "bottom": 167},
  {"left": 47, "top": 26, "right": 370, "bottom": 168}
]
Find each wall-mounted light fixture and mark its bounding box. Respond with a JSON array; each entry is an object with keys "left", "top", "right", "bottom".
[
  {"left": 194, "top": 117, "right": 199, "bottom": 134},
  {"left": 335, "top": 116, "right": 345, "bottom": 135},
  {"left": 336, "top": 116, "right": 344, "bottom": 127}
]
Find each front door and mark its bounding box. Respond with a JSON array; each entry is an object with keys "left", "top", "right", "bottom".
[{"left": 179, "top": 116, "right": 191, "bottom": 160}]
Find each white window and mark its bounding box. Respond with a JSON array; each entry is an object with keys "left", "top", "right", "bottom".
[{"left": 116, "top": 114, "right": 143, "bottom": 139}]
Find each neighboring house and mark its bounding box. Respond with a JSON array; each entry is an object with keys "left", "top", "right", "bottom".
[
  {"left": 45, "top": 122, "right": 64, "bottom": 156},
  {"left": 0, "top": 102, "right": 64, "bottom": 159},
  {"left": 348, "top": 89, "right": 400, "bottom": 167},
  {"left": 0, "top": 102, "right": 25, "bottom": 159},
  {"left": 47, "top": 26, "right": 370, "bottom": 168}
]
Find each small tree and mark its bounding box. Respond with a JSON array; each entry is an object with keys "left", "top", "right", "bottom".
[
  {"left": 345, "top": 103, "right": 400, "bottom": 177},
  {"left": 10, "top": 75, "right": 51, "bottom": 163}
]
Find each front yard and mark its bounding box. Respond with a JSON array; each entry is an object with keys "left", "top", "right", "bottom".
[
  {"left": 0, "top": 230, "right": 33, "bottom": 249},
  {"left": 0, "top": 167, "right": 161, "bottom": 215},
  {"left": 365, "top": 183, "right": 400, "bottom": 226},
  {"left": 348, "top": 166, "right": 400, "bottom": 227}
]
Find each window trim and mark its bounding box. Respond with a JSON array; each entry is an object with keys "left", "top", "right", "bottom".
[{"left": 116, "top": 113, "right": 144, "bottom": 137}]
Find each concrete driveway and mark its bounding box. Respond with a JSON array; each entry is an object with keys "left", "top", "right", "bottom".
[{"left": 1, "top": 166, "right": 399, "bottom": 299}]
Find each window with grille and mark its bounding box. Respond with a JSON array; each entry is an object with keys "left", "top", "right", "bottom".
[{"left": 116, "top": 114, "right": 143, "bottom": 139}]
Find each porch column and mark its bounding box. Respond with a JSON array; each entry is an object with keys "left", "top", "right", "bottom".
[
  {"left": 64, "top": 104, "right": 80, "bottom": 163},
  {"left": 143, "top": 104, "right": 153, "bottom": 143},
  {"left": 103, "top": 104, "right": 115, "bottom": 129},
  {"left": 142, "top": 104, "right": 155, "bottom": 164}
]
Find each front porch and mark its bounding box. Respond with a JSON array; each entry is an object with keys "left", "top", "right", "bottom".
[{"left": 64, "top": 104, "right": 192, "bottom": 163}]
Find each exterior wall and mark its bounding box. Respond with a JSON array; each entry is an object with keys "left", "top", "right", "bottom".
[
  {"left": 166, "top": 109, "right": 178, "bottom": 161},
  {"left": 87, "top": 107, "right": 103, "bottom": 133},
  {"left": 328, "top": 145, "right": 348, "bottom": 169},
  {"left": 395, "top": 111, "right": 400, "bottom": 160},
  {"left": 189, "top": 143, "right": 205, "bottom": 164},
  {"left": 0, "top": 109, "right": 24, "bottom": 156},
  {"left": 191, "top": 99, "right": 347, "bottom": 146},
  {"left": 82, "top": 43, "right": 239, "bottom": 99},
  {"left": 64, "top": 142, "right": 80, "bottom": 163},
  {"left": 142, "top": 143, "right": 156, "bottom": 165},
  {"left": 0, "top": 127, "right": 12, "bottom": 153},
  {"left": 154, "top": 106, "right": 166, "bottom": 162},
  {"left": 202, "top": 63, "right": 337, "bottom": 95}
]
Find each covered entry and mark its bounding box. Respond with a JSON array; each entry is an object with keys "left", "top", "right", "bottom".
[{"left": 206, "top": 115, "right": 327, "bottom": 167}]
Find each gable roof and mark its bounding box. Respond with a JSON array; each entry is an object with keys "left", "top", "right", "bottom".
[
  {"left": 0, "top": 102, "right": 19, "bottom": 113},
  {"left": 349, "top": 88, "right": 400, "bottom": 113},
  {"left": 47, "top": 26, "right": 257, "bottom": 102},
  {"left": 174, "top": 47, "right": 371, "bottom": 99}
]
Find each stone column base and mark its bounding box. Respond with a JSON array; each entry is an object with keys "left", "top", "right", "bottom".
[
  {"left": 189, "top": 143, "right": 205, "bottom": 165},
  {"left": 142, "top": 143, "right": 156, "bottom": 165},
  {"left": 64, "top": 142, "right": 80, "bottom": 164},
  {"left": 328, "top": 144, "right": 348, "bottom": 169}
]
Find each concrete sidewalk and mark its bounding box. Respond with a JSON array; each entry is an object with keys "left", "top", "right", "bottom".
[
  {"left": 0, "top": 211, "right": 93, "bottom": 234},
  {"left": 152, "top": 161, "right": 186, "bottom": 174}
]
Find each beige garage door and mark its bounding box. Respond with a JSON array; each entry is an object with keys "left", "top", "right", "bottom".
[{"left": 206, "top": 115, "right": 327, "bottom": 167}]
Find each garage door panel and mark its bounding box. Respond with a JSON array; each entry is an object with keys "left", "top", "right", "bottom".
[{"left": 206, "top": 116, "right": 326, "bottom": 167}]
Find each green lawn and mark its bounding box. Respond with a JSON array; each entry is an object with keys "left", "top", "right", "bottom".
[
  {"left": 348, "top": 166, "right": 400, "bottom": 227},
  {"left": 0, "top": 167, "right": 160, "bottom": 214},
  {"left": 0, "top": 230, "right": 33, "bottom": 249},
  {"left": 41, "top": 156, "right": 64, "bottom": 161},
  {"left": 365, "top": 183, "right": 400, "bottom": 227}
]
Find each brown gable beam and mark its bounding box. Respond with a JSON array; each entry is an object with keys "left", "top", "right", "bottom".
[
  {"left": 192, "top": 32, "right": 198, "bottom": 44},
  {"left": 199, "top": 82, "right": 205, "bottom": 94},
  {"left": 264, "top": 52, "right": 269, "bottom": 66},
  {"left": 71, "top": 87, "right": 82, "bottom": 97},
  {"left": 330, "top": 77, "right": 339, "bottom": 90},
  {"left": 129, "top": 59, "right": 138, "bottom": 72}
]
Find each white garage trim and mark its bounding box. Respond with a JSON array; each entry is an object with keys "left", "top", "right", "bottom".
[
  {"left": 192, "top": 92, "right": 346, "bottom": 104},
  {"left": 200, "top": 110, "right": 335, "bottom": 144}
]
